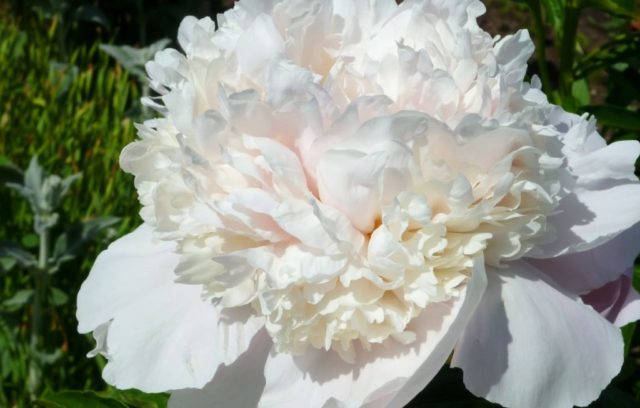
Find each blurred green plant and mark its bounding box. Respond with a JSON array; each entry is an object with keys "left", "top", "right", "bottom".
[
  {"left": 0, "top": 16, "right": 144, "bottom": 407},
  {"left": 100, "top": 38, "right": 170, "bottom": 116},
  {"left": 524, "top": 0, "right": 640, "bottom": 124},
  {"left": 1, "top": 157, "right": 118, "bottom": 402},
  {"left": 0, "top": 18, "right": 141, "bottom": 237}
]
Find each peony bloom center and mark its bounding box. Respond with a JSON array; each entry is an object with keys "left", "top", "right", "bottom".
[
  {"left": 123, "top": 97, "right": 569, "bottom": 361},
  {"left": 120, "top": 0, "right": 571, "bottom": 362}
]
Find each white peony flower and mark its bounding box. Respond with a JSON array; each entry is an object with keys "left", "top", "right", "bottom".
[{"left": 77, "top": 1, "right": 640, "bottom": 407}]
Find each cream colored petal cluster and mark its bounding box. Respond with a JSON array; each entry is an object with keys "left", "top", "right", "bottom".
[{"left": 121, "top": 0, "right": 570, "bottom": 358}]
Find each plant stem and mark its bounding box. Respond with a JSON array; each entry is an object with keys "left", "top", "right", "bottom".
[
  {"left": 526, "top": 0, "right": 553, "bottom": 96},
  {"left": 559, "top": 0, "right": 581, "bottom": 108},
  {"left": 28, "top": 229, "right": 49, "bottom": 401}
]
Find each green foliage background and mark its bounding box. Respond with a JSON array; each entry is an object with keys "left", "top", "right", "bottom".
[{"left": 0, "top": 0, "right": 639, "bottom": 407}]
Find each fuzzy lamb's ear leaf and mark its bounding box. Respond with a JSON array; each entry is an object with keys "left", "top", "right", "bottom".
[
  {"left": 50, "top": 217, "right": 120, "bottom": 273},
  {"left": 42, "top": 172, "right": 82, "bottom": 210},
  {"left": 1, "top": 289, "right": 34, "bottom": 312},
  {"left": 24, "top": 156, "right": 44, "bottom": 194},
  {"left": 0, "top": 241, "right": 36, "bottom": 268},
  {"left": 100, "top": 39, "right": 171, "bottom": 82}
]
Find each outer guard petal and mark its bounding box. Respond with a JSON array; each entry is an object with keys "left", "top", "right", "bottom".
[
  {"left": 537, "top": 184, "right": 640, "bottom": 257},
  {"left": 169, "top": 330, "right": 273, "bottom": 408},
  {"left": 77, "top": 225, "right": 263, "bottom": 392},
  {"left": 452, "top": 261, "right": 623, "bottom": 408},
  {"left": 530, "top": 223, "right": 640, "bottom": 294}
]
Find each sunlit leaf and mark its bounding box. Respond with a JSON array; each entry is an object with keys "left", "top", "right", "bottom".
[
  {"left": 36, "top": 391, "right": 127, "bottom": 408},
  {"left": 540, "top": 0, "right": 567, "bottom": 35},
  {"left": 571, "top": 78, "right": 592, "bottom": 107},
  {"left": 103, "top": 389, "right": 169, "bottom": 408}
]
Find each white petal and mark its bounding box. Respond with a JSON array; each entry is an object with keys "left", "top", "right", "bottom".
[
  {"left": 533, "top": 182, "right": 640, "bottom": 257},
  {"left": 77, "top": 225, "right": 263, "bottom": 392},
  {"left": 452, "top": 261, "right": 623, "bottom": 408},
  {"left": 259, "top": 257, "right": 487, "bottom": 408},
  {"left": 236, "top": 14, "right": 284, "bottom": 76},
  {"left": 529, "top": 222, "right": 640, "bottom": 294},
  {"left": 317, "top": 149, "right": 386, "bottom": 232},
  {"left": 494, "top": 30, "right": 534, "bottom": 88},
  {"left": 571, "top": 140, "right": 640, "bottom": 186},
  {"left": 169, "top": 330, "right": 273, "bottom": 408}
]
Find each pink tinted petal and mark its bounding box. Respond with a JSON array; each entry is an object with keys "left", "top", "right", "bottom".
[
  {"left": 316, "top": 149, "right": 387, "bottom": 232},
  {"left": 168, "top": 330, "right": 273, "bottom": 408},
  {"left": 615, "top": 286, "right": 640, "bottom": 327},
  {"left": 259, "top": 258, "right": 487, "bottom": 408},
  {"left": 583, "top": 272, "right": 640, "bottom": 327},
  {"left": 77, "top": 225, "right": 263, "bottom": 392},
  {"left": 529, "top": 222, "right": 640, "bottom": 294},
  {"left": 452, "top": 261, "right": 623, "bottom": 408}
]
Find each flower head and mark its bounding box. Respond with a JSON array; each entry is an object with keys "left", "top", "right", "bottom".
[{"left": 78, "top": 1, "right": 640, "bottom": 407}]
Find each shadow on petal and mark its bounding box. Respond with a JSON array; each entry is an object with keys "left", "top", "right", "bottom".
[
  {"left": 451, "top": 270, "right": 511, "bottom": 395},
  {"left": 169, "top": 329, "right": 272, "bottom": 408}
]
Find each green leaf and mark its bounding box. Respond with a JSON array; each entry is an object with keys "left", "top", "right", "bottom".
[
  {"left": 74, "top": 5, "right": 112, "bottom": 31},
  {"left": 571, "top": 78, "right": 592, "bottom": 107},
  {"left": 42, "top": 172, "right": 82, "bottom": 210},
  {"left": 48, "top": 287, "right": 69, "bottom": 306},
  {"left": 100, "top": 39, "right": 170, "bottom": 82},
  {"left": 2, "top": 289, "right": 33, "bottom": 311},
  {"left": 0, "top": 156, "right": 23, "bottom": 185},
  {"left": 0, "top": 256, "right": 17, "bottom": 273},
  {"left": 5, "top": 181, "right": 35, "bottom": 206},
  {"left": 0, "top": 241, "right": 36, "bottom": 268},
  {"left": 24, "top": 156, "right": 44, "bottom": 196},
  {"left": 621, "top": 322, "right": 636, "bottom": 356},
  {"left": 50, "top": 217, "right": 119, "bottom": 271},
  {"left": 540, "top": 0, "right": 567, "bottom": 35},
  {"left": 36, "top": 391, "right": 127, "bottom": 408},
  {"left": 103, "top": 389, "right": 169, "bottom": 408},
  {"left": 49, "top": 62, "right": 81, "bottom": 99},
  {"left": 22, "top": 234, "right": 39, "bottom": 249},
  {"left": 582, "top": 0, "right": 635, "bottom": 17},
  {"left": 589, "top": 385, "right": 640, "bottom": 407},
  {"left": 583, "top": 105, "right": 640, "bottom": 131}
]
